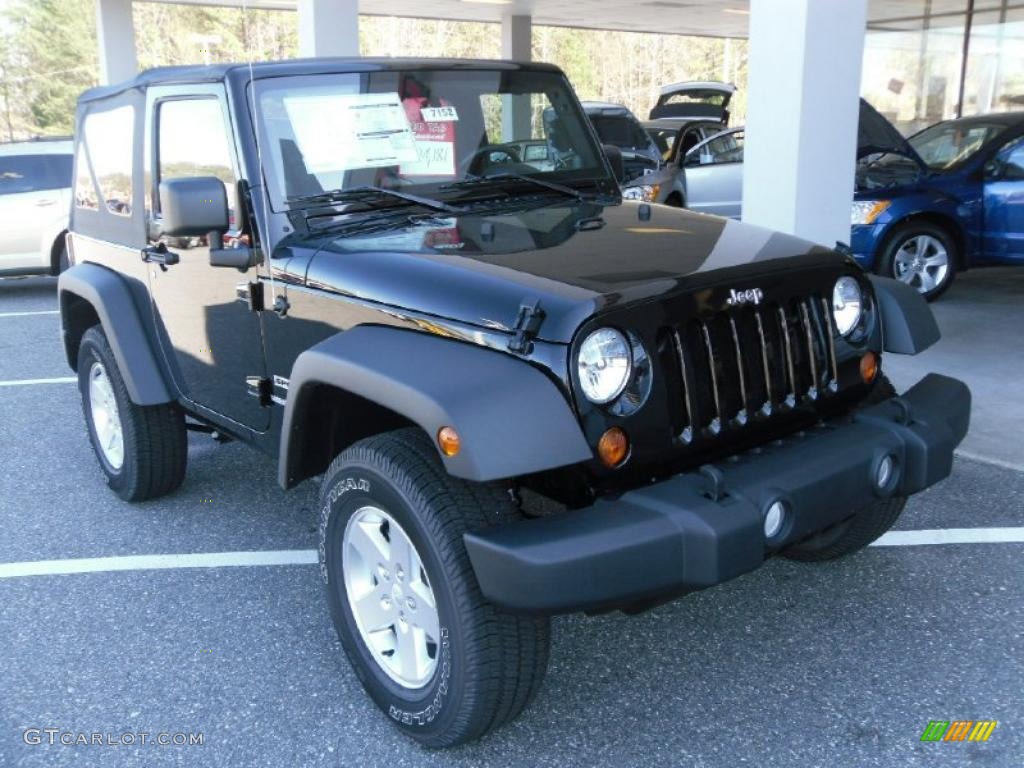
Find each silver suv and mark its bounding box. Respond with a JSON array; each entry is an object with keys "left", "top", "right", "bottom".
[{"left": 0, "top": 137, "right": 73, "bottom": 276}]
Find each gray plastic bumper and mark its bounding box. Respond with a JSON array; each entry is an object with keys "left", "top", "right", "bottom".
[{"left": 464, "top": 374, "right": 970, "bottom": 614}]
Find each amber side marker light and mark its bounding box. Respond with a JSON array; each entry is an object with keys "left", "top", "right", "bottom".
[
  {"left": 860, "top": 351, "right": 878, "bottom": 384},
  {"left": 437, "top": 426, "right": 461, "bottom": 457},
  {"left": 598, "top": 427, "right": 629, "bottom": 468}
]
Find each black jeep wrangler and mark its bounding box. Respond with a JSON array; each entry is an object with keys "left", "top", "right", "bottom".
[{"left": 60, "top": 58, "right": 970, "bottom": 747}]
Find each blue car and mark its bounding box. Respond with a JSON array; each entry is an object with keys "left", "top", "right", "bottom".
[{"left": 852, "top": 105, "right": 1024, "bottom": 300}]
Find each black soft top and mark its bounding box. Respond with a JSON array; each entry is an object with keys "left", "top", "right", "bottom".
[{"left": 78, "top": 57, "right": 563, "bottom": 103}]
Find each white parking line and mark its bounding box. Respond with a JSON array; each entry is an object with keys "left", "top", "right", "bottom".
[
  {"left": 0, "top": 310, "right": 59, "bottom": 317},
  {"left": 0, "top": 529, "right": 1021, "bottom": 579},
  {"left": 0, "top": 376, "right": 77, "bottom": 387},
  {"left": 954, "top": 450, "right": 1024, "bottom": 474},
  {"left": 872, "top": 527, "right": 1024, "bottom": 547},
  {"left": 0, "top": 550, "right": 318, "bottom": 579}
]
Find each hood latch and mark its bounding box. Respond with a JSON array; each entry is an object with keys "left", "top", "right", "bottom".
[{"left": 508, "top": 299, "right": 546, "bottom": 355}]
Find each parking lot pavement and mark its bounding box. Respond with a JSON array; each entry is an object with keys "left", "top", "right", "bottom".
[
  {"left": 886, "top": 265, "right": 1024, "bottom": 469},
  {"left": 1, "top": 274, "right": 1022, "bottom": 767}
]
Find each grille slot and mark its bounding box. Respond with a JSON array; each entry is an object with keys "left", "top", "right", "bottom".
[{"left": 669, "top": 294, "right": 837, "bottom": 441}]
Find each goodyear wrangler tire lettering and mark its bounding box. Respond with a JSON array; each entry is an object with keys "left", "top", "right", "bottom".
[{"left": 319, "top": 478, "right": 371, "bottom": 585}]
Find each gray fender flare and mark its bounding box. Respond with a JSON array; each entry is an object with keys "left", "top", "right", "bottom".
[
  {"left": 279, "top": 326, "right": 593, "bottom": 487},
  {"left": 869, "top": 275, "right": 940, "bottom": 355},
  {"left": 58, "top": 263, "right": 173, "bottom": 405}
]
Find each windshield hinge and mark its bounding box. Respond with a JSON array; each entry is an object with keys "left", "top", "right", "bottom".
[
  {"left": 508, "top": 299, "right": 545, "bottom": 355},
  {"left": 246, "top": 376, "right": 273, "bottom": 407},
  {"left": 236, "top": 281, "right": 264, "bottom": 312}
]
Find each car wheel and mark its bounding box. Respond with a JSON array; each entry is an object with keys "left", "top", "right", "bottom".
[
  {"left": 877, "top": 222, "right": 957, "bottom": 301},
  {"left": 665, "top": 192, "right": 684, "bottom": 208},
  {"left": 57, "top": 245, "right": 70, "bottom": 274},
  {"left": 782, "top": 374, "right": 906, "bottom": 561},
  {"left": 77, "top": 326, "right": 188, "bottom": 501},
  {"left": 319, "top": 428, "right": 550, "bottom": 748}
]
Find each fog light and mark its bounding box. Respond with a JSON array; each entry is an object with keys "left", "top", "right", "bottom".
[
  {"left": 764, "top": 500, "right": 786, "bottom": 539},
  {"left": 860, "top": 351, "right": 878, "bottom": 384},
  {"left": 437, "top": 426, "right": 461, "bottom": 457},
  {"left": 876, "top": 454, "right": 895, "bottom": 490},
  {"left": 597, "top": 427, "right": 629, "bottom": 468}
]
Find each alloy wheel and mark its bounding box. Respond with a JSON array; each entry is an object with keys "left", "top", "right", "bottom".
[
  {"left": 892, "top": 234, "right": 949, "bottom": 294},
  {"left": 342, "top": 505, "right": 440, "bottom": 689},
  {"left": 88, "top": 361, "right": 124, "bottom": 471}
]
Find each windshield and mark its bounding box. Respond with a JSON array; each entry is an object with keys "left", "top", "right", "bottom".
[
  {"left": 589, "top": 114, "right": 653, "bottom": 154},
  {"left": 908, "top": 120, "right": 1009, "bottom": 171},
  {"left": 252, "top": 69, "right": 607, "bottom": 211},
  {"left": 646, "top": 127, "right": 676, "bottom": 159}
]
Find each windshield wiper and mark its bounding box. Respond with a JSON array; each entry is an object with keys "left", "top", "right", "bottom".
[
  {"left": 287, "top": 185, "right": 457, "bottom": 213},
  {"left": 443, "top": 172, "right": 585, "bottom": 202}
]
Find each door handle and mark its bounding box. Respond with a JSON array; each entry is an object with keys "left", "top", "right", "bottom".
[
  {"left": 141, "top": 244, "right": 179, "bottom": 267},
  {"left": 35, "top": 198, "right": 56, "bottom": 207}
]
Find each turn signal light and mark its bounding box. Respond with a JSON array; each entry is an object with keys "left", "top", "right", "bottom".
[
  {"left": 597, "top": 427, "right": 629, "bottom": 468},
  {"left": 860, "top": 351, "right": 878, "bottom": 384},
  {"left": 437, "top": 426, "right": 461, "bottom": 457}
]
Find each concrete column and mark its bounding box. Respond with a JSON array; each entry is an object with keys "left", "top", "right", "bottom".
[
  {"left": 298, "top": 0, "right": 359, "bottom": 58},
  {"left": 742, "top": 0, "right": 867, "bottom": 246},
  {"left": 501, "top": 14, "right": 532, "bottom": 142},
  {"left": 95, "top": 0, "right": 137, "bottom": 86}
]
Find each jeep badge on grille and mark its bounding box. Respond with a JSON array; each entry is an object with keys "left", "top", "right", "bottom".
[{"left": 725, "top": 287, "right": 765, "bottom": 307}]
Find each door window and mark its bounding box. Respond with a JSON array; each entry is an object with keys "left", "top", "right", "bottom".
[
  {"left": 689, "top": 130, "right": 745, "bottom": 166},
  {"left": 0, "top": 154, "right": 72, "bottom": 196},
  {"left": 997, "top": 137, "right": 1024, "bottom": 181},
  {"left": 157, "top": 98, "right": 238, "bottom": 227}
]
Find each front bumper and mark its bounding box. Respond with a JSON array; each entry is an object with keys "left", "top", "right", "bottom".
[
  {"left": 850, "top": 222, "right": 886, "bottom": 268},
  {"left": 464, "top": 374, "right": 970, "bottom": 614}
]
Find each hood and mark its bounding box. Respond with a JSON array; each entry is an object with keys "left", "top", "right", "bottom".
[
  {"left": 303, "top": 202, "right": 839, "bottom": 343},
  {"left": 858, "top": 98, "right": 925, "bottom": 168},
  {"left": 650, "top": 81, "right": 735, "bottom": 122}
]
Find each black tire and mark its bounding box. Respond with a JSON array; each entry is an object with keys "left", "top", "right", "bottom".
[
  {"left": 77, "top": 325, "right": 187, "bottom": 501},
  {"left": 319, "top": 428, "right": 550, "bottom": 748},
  {"left": 782, "top": 374, "right": 907, "bottom": 562},
  {"left": 665, "top": 192, "right": 684, "bottom": 208},
  {"left": 50, "top": 235, "right": 69, "bottom": 276},
  {"left": 876, "top": 221, "right": 957, "bottom": 302}
]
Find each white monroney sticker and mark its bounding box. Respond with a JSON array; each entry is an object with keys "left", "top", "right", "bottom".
[{"left": 421, "top": 106, "right": 459, "bottom": 123}]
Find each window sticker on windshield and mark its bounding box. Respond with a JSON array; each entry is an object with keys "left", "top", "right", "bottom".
[
  {"left": 282, "top": 92, "right": 418, "bottom": 172},
  {"left": 401, "top": 97, "right": 458, "bottom": 176},
  {"left": 403, "top": 141, "right": 456, "bottom": 177},
  {"left": 421, "top": 106, "right": 459, "bottom": 122}
]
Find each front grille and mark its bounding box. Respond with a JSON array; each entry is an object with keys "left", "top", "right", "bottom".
[{"left": 666, "top": 294, "right": 840, "bottom": 443}]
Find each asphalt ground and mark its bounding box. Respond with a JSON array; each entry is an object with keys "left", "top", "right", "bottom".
[{"left": 1, "top": 273, "right": 1022, "bottom": 768}]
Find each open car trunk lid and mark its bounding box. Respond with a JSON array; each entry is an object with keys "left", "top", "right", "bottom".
[{"left": 650, "top": 81, "right": 736, "bottom": 122}]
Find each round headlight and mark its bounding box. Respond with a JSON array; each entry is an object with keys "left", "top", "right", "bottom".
[
  {"left": 832, "top": 276, "right": 864, "bottom": 336},
  {"left": 577, "top": 328, "right": 632, "bottom": 404}
]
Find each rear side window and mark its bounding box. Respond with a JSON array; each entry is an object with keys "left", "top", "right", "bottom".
[
  {"left": 157, "top": 98, "right": 238, "bottom": 223},
  {"left": 0, "top": 153, "right": 72, "bottom": 195},
  {"left": 78, "top": 105, "right": 134, "bottom": 215}
]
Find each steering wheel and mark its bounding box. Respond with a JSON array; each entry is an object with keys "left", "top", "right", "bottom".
[{"left": 465, "top": 144, "right": 521, "bottom": 176}]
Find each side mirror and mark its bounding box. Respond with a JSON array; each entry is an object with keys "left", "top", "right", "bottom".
[
  {"left": 602, "top": 144, "right": 625, "bottom": 183},
  {"left": 158, "top": 177, "right": 229, "bottom": 237},
  {"left": 983, "top": 159, "right": 1004, "bottom": 181},
  {"left": 158, "top": 176, "right": 256, "bottom": 270}
]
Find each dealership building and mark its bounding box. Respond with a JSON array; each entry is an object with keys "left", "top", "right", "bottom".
[{"left": 90, "top": 0, "right": 1023, "bottom": 246}]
